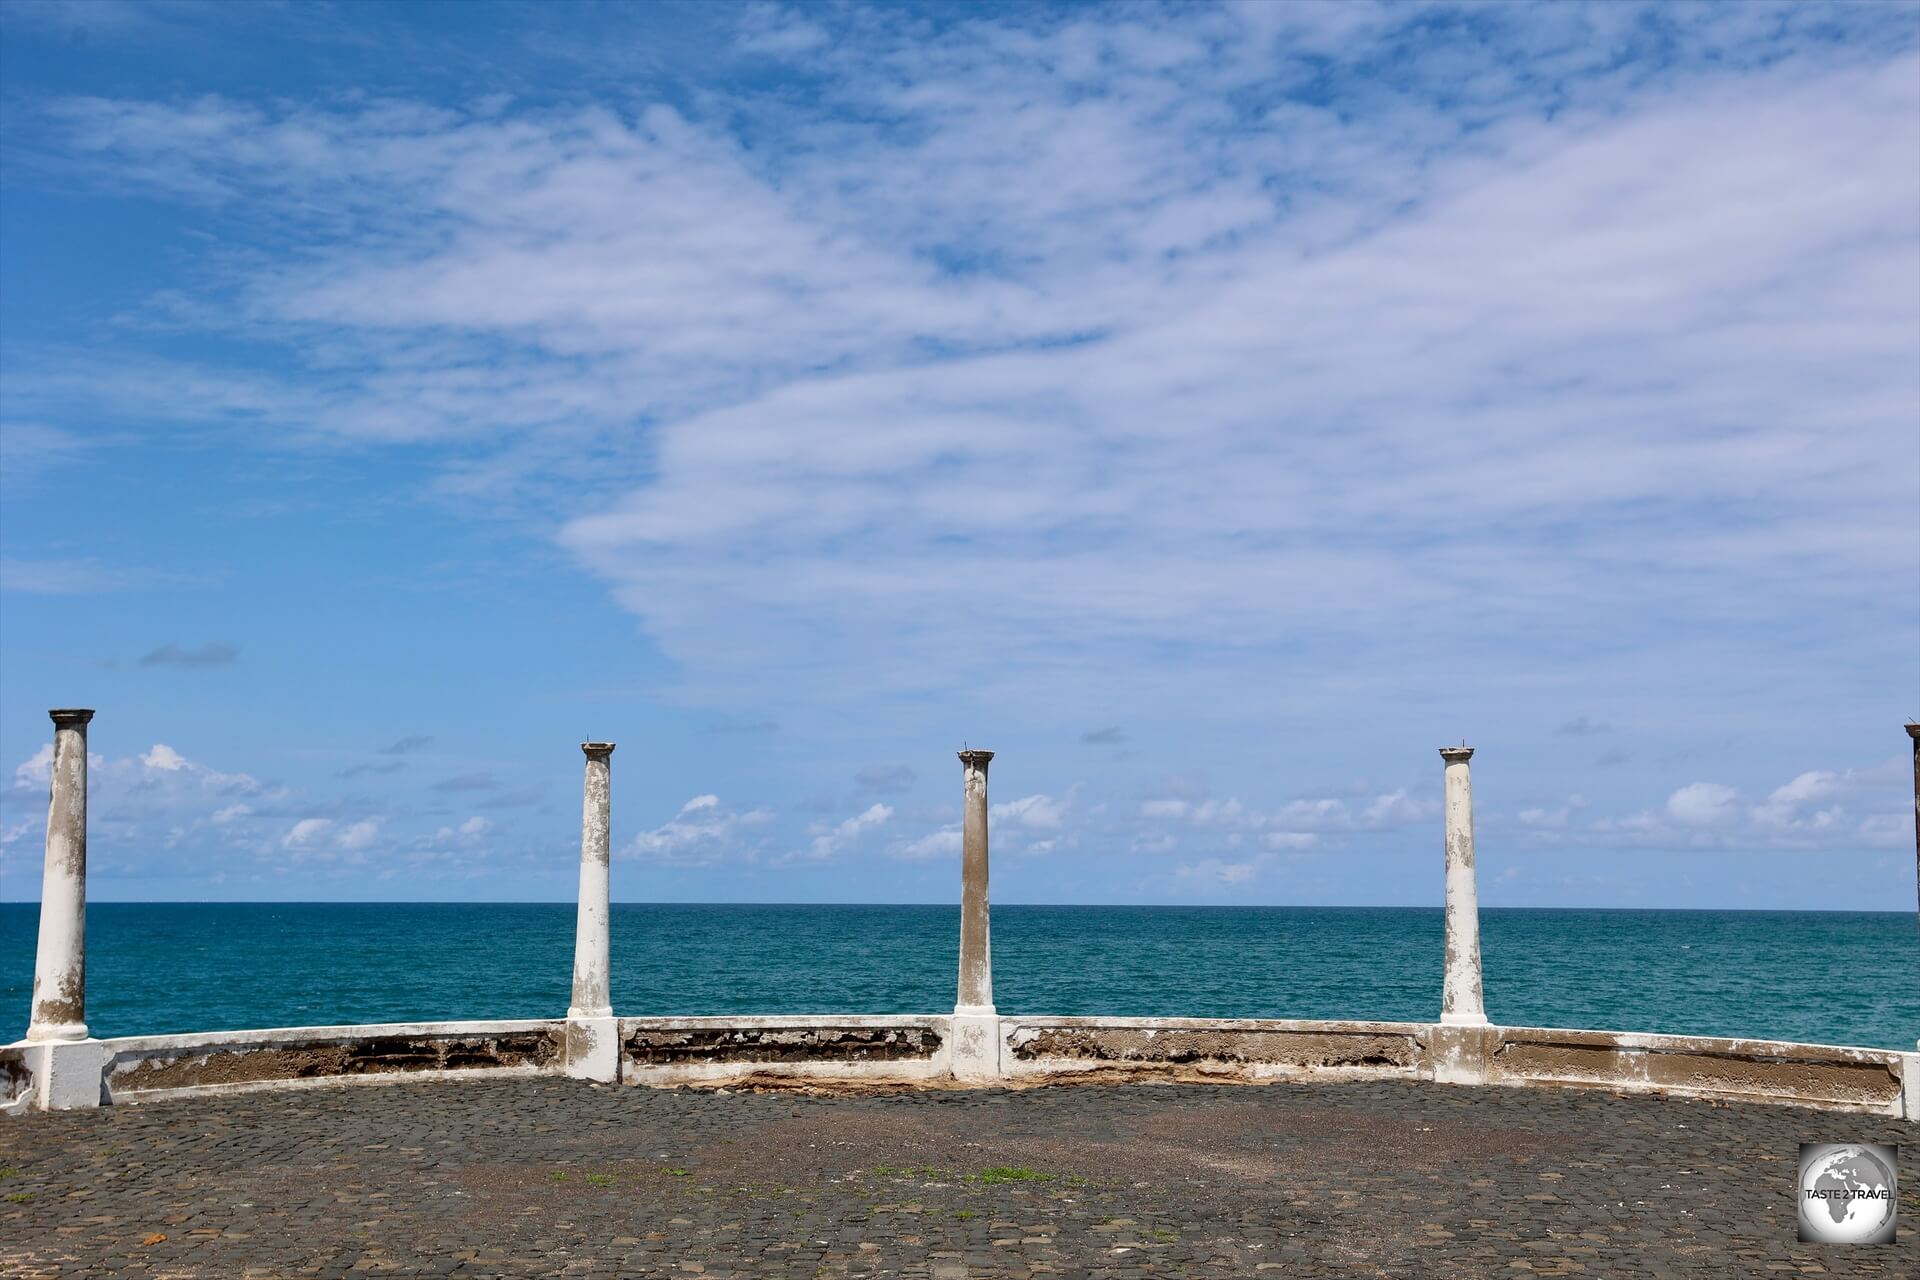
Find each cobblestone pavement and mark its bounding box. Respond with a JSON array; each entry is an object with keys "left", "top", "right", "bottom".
[{"left": 2, "top": 1077, "right": 1912, "bottom": 1277}]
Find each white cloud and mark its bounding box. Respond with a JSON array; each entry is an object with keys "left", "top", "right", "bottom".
[
  {"left": 1543, "top": 757, "right": 1905, "bottom": 851},
  {"left": 15, "top": 19, "right": 1908, "bottom": 733},
  {"left": 335, "top": 819, "right": 381, "bottom": 851},
  {"left": 1859, "top": 813, "right": 1913, "bottom": 849},
  {"left": 12, "top": 744, "right": 53, "bottom": 789},
  {"left": 429, "top": 815, "right": 494, "bottom": 848},
  {"left": 1666, "top": 782, "right": 1742, "bottom": 826},
  {"left": 141, "top": 743, "right": 189, "bottom": 772},
  {"left": 1361, "top": 789, "right": 1430, "bottom": 827},
  {"left": 627, "top": 794, "right": 773, "bottom": 866},
  {"left": 282, "top": 817, "right": 333, "bottom": 848},
  {"left": 210, "top": 802, "right": 251, "bottom": 825},
  {"left": 890, "top": 827, "right": 963, "bottom": 862},
  {"left": 805, "top": 801, "right": 894, "bottom": 861},
  {"left": 1139, "top": 787, "right": 1431, "bottom": 838},
  {"left": 992, "top": 793, "right": 1068, "bottom": 830},
  {"left": 1, "top": 7, "right": 1913, "bottom": 906},
  {"left": 737, "top": 4, "right": 829, "bottom": 57}
]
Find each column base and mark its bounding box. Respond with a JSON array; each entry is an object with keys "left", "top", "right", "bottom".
[
  {"left": 1427, "top": 1022, "right": 1495, "bottom": 1086},
  {"left": 949, "top": 1012, "right": 1002, "bottom": 1082},
  {"left": 1440, "top": 1010, "right": 1489, "bottom": 1027},
  {"left": 1902, "top": 1052, "right": 1920, "bottom": 1122},
  {"left": 16, "top": 1037, "right": 107, "bottom": 1110},
  {"left": 564, "top": 1016, "right": 621, "bottom": 1084}
]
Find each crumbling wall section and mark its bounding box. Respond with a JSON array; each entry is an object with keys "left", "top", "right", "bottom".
[
  {"left": 1004, "top": 1017, "right": 1426, "bottom": 1081},
  {"left": 619, "top": 1016, "right": 950, "bottom": 1085},
  {"left": 103, "top": 1021, "right": 565, "bottom": 1101},
  {"left": 626, "top": 1024, "right": 940, "bottom": 1064},
  {"left": 0, "top": 1045, "right": 31, "bottom": 1112},
  {"left": 1489, "top": 1026, "right": 1906, "bottom": 1114}
]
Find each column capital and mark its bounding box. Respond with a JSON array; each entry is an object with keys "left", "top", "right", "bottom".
[
  {"left": 581, "top": 741, "right": 616, "bottom": 758},
  {"left": 1906, "top": 723, "right": 1920, "bottom": 742},
  {"left": 957, "top": 749, "right": 995, "bottom": 768},
  {"left": 49, "top": 709, "right": 95, "bottom": 727},
  {"left": 1439, "top": 745, "right": 1474, "bottom": 763}
]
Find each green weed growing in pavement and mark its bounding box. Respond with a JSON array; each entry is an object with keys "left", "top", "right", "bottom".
[
  {"left": 974, "top": 1166, "right": 1052, "bottom": 1185},
  {"left": 549, "top": 1171, "right": 569, "bottom": 1182},
  {"left": 954, "top": 1209, "right": 976, "bottom": 1220},
  {"left": 1151, "top": 1228, "right": 1180, "bottom": 1242},
  {"left": 663, "top": 1167, "right": 689, "bottom": 1177},
  {"left": 6, "top": 1192, "right": 33, "bottom": 1204},
  {"left": 585, "top": 1173, "right": 616, "bottom": 1188},
  {"left": 0, "top": 1168, "right": 20, "bottom": 1180}
]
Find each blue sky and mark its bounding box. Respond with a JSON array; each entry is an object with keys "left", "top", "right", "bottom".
[{"left": 1, "top": 0, "right": 1915, "bottom": 908}]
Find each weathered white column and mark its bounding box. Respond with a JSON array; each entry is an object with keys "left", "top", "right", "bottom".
[
  {"left": 950, "top": 749, "right": 1001, "bottom": 1080},
  {"left": 564, "top": 741, "right": 619, "bottom": 1083},
  {"left": 29, "top": 710, "right": 93, "bottom": 1043},
  {"left": 1439, "top": 746, "right": 1487, "bottom": 1026},
  {"left": 1908, "top": 723, "right": 1918, "bottom": 1060},
  {"left": 1427, "top": 745, "right": 1493, "bottom": 1087},
  {"left": 19, "top": 709, "right": 107, "bottom": 1109},
  {"left": 1907, "top": 724, "right": 1918, "bottom": 931}
]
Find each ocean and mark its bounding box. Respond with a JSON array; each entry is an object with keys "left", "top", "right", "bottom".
[{"left": 1, "top": 903, "right": 1914, "bottom": 1050}]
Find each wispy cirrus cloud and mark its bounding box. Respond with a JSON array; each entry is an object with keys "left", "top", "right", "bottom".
[
  {"left": 626, "top": 793, "right": 774, "bottom": 866},
  {"left": 1518, "top": 755, "right": 1910, "bottom": 852},
  {"left": 0, "top": 558, "right": 212, "bottom": 595},
  {"left": 139, "top": 641, "right": 239, "bottom": 668},
  {"left": 1, "top": 3, "right": 1913, "bottom": 906}
]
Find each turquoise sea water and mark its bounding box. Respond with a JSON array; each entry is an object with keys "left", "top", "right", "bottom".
[{"left": 1, "top": 904, "right": 1914, "bottom": 1050}]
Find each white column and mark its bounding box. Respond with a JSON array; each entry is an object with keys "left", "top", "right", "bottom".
[
  {"left": 951, "top": 749, "right": 1001, "bottom": 1080},
  {"left": 956, "top": 749, "right": 995, "bottom": 1014},
  {"left": 19, "top": 709, "right": 107, "bottom": 1110},
  {"left": 1908, "top": 723, "right": 1918, "bottom": 1054},
  {"left": 1439, "top": 746, "right": 1488, "bottom": 1027},
  {"left": 29, "top": 710, "right": 93, "bottom": 1043},
  {"left": 565, "top": 741, "right": 619, "bottom": 1082},
  {"left": 1906, "top": 724, "right": 1918, "bottom": 931}
]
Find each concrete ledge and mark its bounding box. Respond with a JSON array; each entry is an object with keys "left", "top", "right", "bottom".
[
  {"left": 1004, "top": 1016, "right": 1428, "bottom": 1082},
  {"left": 5, "top": 1016, "right": 1913, "bottom": 1116},
  {"left": 619, "top": 1014, "right": 951, "bottom": 1086},
  {"left": 98, "top": 1020, "right": 565, "bottom": 1104},
  {"left": 1487, "top": 1025, "right": 1908, "bottom": 1117}
]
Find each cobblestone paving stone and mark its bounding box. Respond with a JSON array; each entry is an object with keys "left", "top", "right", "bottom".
[{"left": 1, "top": 1077, "right": 1913, "bottom": 1277}]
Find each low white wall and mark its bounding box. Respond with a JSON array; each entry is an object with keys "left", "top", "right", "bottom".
[
  {"left": 1003, "top": 1015, "right": 1428, "bottom": 1082},
  {"left": 619, "top": 1014, "right": 952, "bottom": 1086},
  {"left": 1486, "top": 1024, "right": 1910, "bottom": 1116},
  {"left": 6, "top": 1015, "right": 1914, "bottom": 1118},
  {"left": 1001, "top": 1016, "right": 1912, "bottom": 1118},
  {"left": 100, "top": 1019, "right": 565, "bottom": 1104}
]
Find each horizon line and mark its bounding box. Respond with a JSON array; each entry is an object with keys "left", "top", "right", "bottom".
[{"left": 0, "top": 900, "right": 1911, "bottom": 916}]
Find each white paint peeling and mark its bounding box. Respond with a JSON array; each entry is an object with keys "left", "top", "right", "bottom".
[
  {"left": 569, "top": 743, "right": 615, "bottom": 1021},
  {"left": 1439, "top": 747, "right": 1488, "bottom": 1028}
]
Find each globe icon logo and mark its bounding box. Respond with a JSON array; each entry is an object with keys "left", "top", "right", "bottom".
[{"left": 1797, "top": 1143, "right": 1897, "bottom": 1245}]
